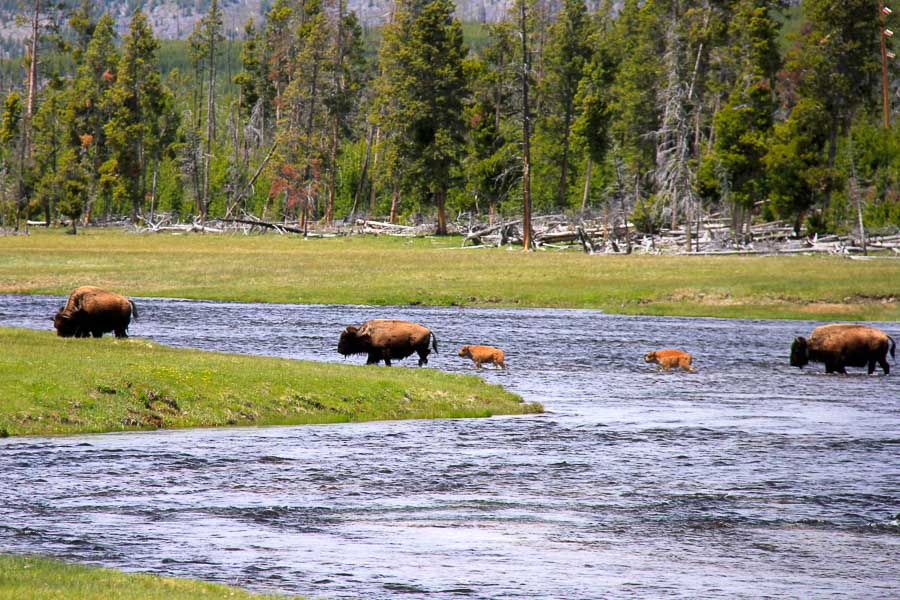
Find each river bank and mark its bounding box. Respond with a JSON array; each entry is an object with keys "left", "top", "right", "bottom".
[
  {"left": 0, "top": 327, "right": 539, "bottom": 437},
  {"left": 1, "top": 228, "right": 898, "bottom": 320},
  {"left": 0, "top": 555, "right": 303, "bottom": 600}
]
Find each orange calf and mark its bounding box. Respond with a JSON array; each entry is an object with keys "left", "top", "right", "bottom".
[
  {"left": 458, "top": 345, "right": 507, "bottom": 369},
  {"left": 644, "top": 349, "right": 694, "bottom": 372}
]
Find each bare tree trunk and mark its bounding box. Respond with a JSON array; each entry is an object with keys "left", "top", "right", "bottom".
[
  {"left": 435, "top": 186, "right": 448, "bottom": 235},
  {"left": 581, "top": 157, "right": 592, "bottom": 211},
  {"left": 26, "top": 0, "right": 39, "bottom": 138},
  {"left": 349, "top": 125, "right": 373, "bottom": 220},
  {"left": 149, "top": 156, "right": 159, "bottom": 222},
  {"left": 389, "top": 184, "right": 400, "bottom": 224},
  {"left": 519, "top": 0, "right": 533, "bottom": 251},
  {"left": 368, "top": 127, "right": 381, "bottom": 217},
  {"left": 202, "top": 4, "right": 219, "bottom": 229},
  {"left": 557, "top": 111, "right": 571, "bottom": 210},
  {"left": 848, "top": 137, "right": 867, "bottom": 256},
  {"left": 326, "top": 0, "right": 346, "bottom": 226}
]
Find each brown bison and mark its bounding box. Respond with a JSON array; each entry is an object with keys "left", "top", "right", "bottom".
[
  {"left": 458, "top": 345, "right": 507, "bottom": 369},
  {"left": 644, "top": 349, "right": 694, "bottom": 372},
  {"left": 53, "top": 286, "right": 138, "bottom": 338},
  {"left": 338, "top": 319, "right": 437, "bottom": 366},
  {"left": 791, "top": 324, "right": 895, "bottom": 375}
]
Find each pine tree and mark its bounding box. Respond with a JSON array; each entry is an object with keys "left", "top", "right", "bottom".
[
  {"left": 69, "top": 13, "right": 118, "bottom": 221},
  {"left": 707, "top": 0, "right": 781, "bottom": 240},
  {"left": 573, "top": 2, "right": 617, "bottom": 211},
  {"left": 540, "top": 0, "right": 589, "bottom": 210},
  {"left": 104, "top": 11, "right": 165, "bottom": 220},
  {"left": 374, "top": 0, "right": 468, "bottom": 235}
]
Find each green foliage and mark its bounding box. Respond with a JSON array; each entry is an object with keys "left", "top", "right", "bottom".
[
  {"left": 765, "top": 98, "right": 831, "bottom": 225},
  {"left": 0, "top": 91, "right": 21, "bottom": 145},
  {"left": 375, "top": 0, "right": 469, "bottom": 233},
  {"left": 0, "top": 554, "right": 304, "bottom": 599},
  {"left": 0, "top": 326, "right": 537, "bottom": 436}
]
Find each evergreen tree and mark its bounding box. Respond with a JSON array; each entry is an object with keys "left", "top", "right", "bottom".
[
  {"left": 707, "top": 0, "right": 781, "bottom": 239},
  {"left": 69, "top": 13, "right": 118, "bottom": 221},
  {"left": 104, "top": 10, "right": 165, "bottom": 219},
  {"left": 374, "top": 0, "right": 468, "bottom": 234},
  {"left": 540, "top": 0, "right": 589, "bottom": 210}
]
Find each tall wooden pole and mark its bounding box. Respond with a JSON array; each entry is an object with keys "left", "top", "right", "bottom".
[
  {"left": 519, "top": 0, "right": 533, "bottom": 251},
  {"left": 881, "top": 2, "right": 890, "bottom": 129}
]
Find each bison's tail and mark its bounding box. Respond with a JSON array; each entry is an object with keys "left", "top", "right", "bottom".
[
  {"left": 129, "top": 299, "right": 139, "bottom": 322},
  {"left": 889, "top": 335, "right": 896, "bottom": 360},
  {"left": 431, "top": 332, "right": 438, "bottom": 354}
]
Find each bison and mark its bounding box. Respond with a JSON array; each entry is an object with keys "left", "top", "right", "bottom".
[
  {"left": 53, "top": 286, "right": 138, "bottom": 338},
  {"left": 644, "top": 349, "right": 694, "bottom": 372},
  {"left": 790, "top": 324, "right": 895, "bottom": 375},
  {"left": 458, "top": 345, "right": 507, "bottom": 369},
  {"left": 338, "top": 319, "right": 437, "bottom": 366}
]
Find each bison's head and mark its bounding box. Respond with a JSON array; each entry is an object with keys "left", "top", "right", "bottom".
[
  {"left": 790, "top": 337, "right": 809, "bottom": 368},
  {"left": 53, "top": 309, "right": 80, "bottom": 337},
  {"left": 338, "top": 325, "right": 367, "bottom": 356},
  {"left": 458, "top": 346, "right": 471, "bottom": 358},
  {"left": 644, "top": 351, "right": 657, "bottom": 363}
]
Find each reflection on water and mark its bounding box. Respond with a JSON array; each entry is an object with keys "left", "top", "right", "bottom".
[{"left": 1, "top": 295, "right": 899, "bottom": 599}]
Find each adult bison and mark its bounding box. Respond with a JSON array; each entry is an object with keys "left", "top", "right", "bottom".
[
  {"left": 53, "top": 286, "right": 138, "bottom": 338},
  {"left": 338, "top": 319, "right": 437, "bottom": 366},
  {"left": 790, "top": 324, "right": 895, "bottom": 375}
]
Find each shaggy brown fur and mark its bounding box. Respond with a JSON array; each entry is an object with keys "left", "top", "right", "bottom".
[
  {"left": 791, "top": 324, "right": 895, "bottom": 375},
  {"left": 458, "top": 345, "right": 507, "bottom": 369},
  {"left": 338, "top": 319, "right": 437, "bottom": 366},
  {"left": 644, "top": 349, "right": 694, "bottom": 372},
  {"left": 54, "top": 286, "right": 137, "bottom": 338}
]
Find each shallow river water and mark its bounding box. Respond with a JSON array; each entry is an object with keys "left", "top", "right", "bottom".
[{"left": 1, "top": 295, "right": 899, "bottom": 599}]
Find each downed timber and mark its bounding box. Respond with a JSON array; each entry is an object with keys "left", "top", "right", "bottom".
[
  {"left": 222, "top": 218, "right": 306, "bottom": 234},
  {"left": 463, "top": 220, "right": 521, "bottom": 246}
]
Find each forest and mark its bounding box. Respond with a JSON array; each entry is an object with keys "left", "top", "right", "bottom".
[{"left": 1, "top": 0, "right": 899, "bottom": 244}]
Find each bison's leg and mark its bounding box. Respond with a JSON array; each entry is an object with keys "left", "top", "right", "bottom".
[
  {"left": 115, "top": 328, "right": 128, "bottom": 338},
  {"left": 366, "top": 353, "right": 380, "bottom": 365},
  {"left": 417, "top": 347, "right": 430, "bottom": 367},
  {"left": 868, "top": 359, "right": 877, "bottom": 375},
  {"left": 91, "top": 330, "right": 103, "bottom": 338},
  {"left": 878, "top": 357, "right": 890, "bottom": 375}
]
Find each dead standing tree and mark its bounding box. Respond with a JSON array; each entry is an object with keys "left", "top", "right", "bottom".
[{"left": 654, "top": 2, "right": 698, "bottom": 249}]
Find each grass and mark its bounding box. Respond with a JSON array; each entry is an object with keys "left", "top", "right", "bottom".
[
  {"left": 0, "top": 327, "right": 540, "bottom": 437},
  {"left": 1, "top": 228, "right": 898, "bottom": 320},
  {"left": 0, "top": 555, "right": 302, "bottom": 600}
]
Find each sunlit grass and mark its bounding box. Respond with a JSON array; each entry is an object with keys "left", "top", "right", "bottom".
[
  {"left": 1, "top": 227, "right": 898, "bottom": 320},
  {"left": 0, "top": 555, "right": 302, "bottom": 600},
  {"left": 0, "top": 327, "right": 540, "bottom": 437}
]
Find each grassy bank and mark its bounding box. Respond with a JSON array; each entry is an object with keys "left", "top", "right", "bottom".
[
  {"left": 0, "top": 555, "right": 300, "bottom": 600},
  {"left": 0, "top": 327, "right": 539, "bottom": 437},
  {"left": 1, "top": 228, "right": 899, "bottom": 320}
]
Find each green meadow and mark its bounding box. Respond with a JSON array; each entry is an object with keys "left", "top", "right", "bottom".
[
  {"left": 1, "top": 228, "right": 898, "bottom": 320},
  {"left": 0, "top": 555, "right": 303, "bottom": 600},
  {"left": 0, "top": 327, "right": 540, "bottom": 437}
]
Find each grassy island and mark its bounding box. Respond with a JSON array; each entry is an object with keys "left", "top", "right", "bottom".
[
  {"left": 1, "top": 228, "right": 899, "bottom": 320},
  {"left": 0, "top": 555, "right": 302, "bottom": 600},
  {"left": 0, "top": 327, "right": 540, "bottom": 437}
]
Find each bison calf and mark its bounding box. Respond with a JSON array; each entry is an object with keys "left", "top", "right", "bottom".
[
  {"left": 458, "top": 345, "right": 506, "bottom": 369},
  {"left": 644, "top": 349, "right": 694, "bottom": 372},
  {"left": 791, "top": 324, "right": 895, "bottom": 375},
  {"left": 338, "top": 319, "right": 437, "bottom": 366},
  {"left": 54, "top": 286, "right": 137, "bottom": 338}
]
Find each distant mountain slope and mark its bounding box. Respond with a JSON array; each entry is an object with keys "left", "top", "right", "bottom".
[{"left": 0, "top": 0, "right": 518, "bottom": 47}]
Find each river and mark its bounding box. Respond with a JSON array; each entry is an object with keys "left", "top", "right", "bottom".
[{"left": 1, "top": 295, "right": 898, "bottom": 598}]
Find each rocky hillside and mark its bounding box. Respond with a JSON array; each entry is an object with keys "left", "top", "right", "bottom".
[{"left": 0, "top": 0, "right": 524, "bottom": 50}]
